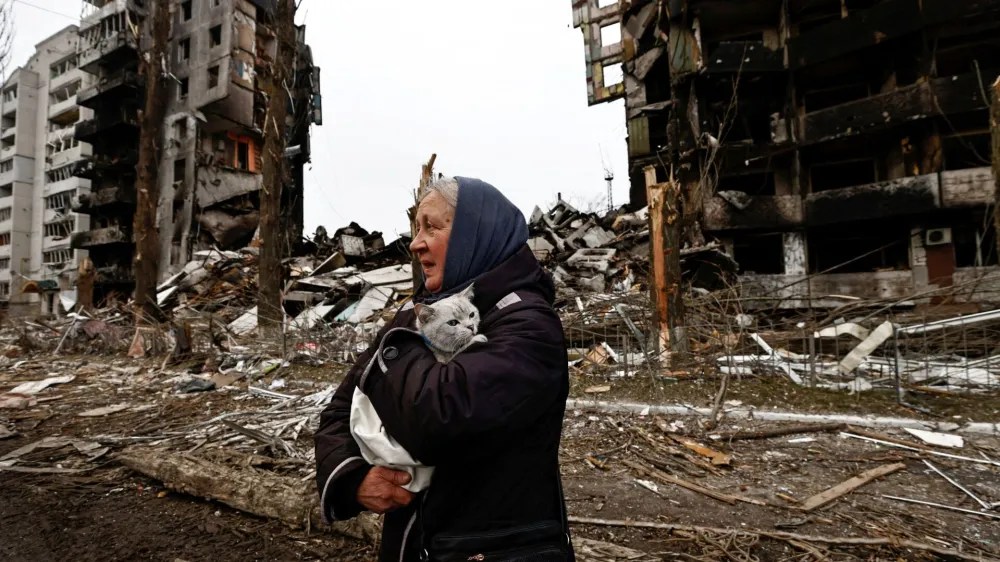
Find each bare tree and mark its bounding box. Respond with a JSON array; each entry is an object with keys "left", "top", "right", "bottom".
[
  {"left": 257, "top": 0, "right": 297, "bottom": 334},
  {"left": 0, "top": 0, "right": 12, "bottom": 81},
  {"left": 133, "top": 0, "right": 171, "bottom": 324}
]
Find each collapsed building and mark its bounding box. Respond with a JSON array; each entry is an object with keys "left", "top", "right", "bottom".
[
  {"left": 572, "top": 0, "right": 1000, "bottom": 308},
  {"left": 71, "top": 0, "right": 321, "bottom": 305}
]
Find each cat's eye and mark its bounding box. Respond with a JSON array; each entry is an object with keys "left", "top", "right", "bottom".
[
  {"left": 468, "top": 312, "right": 475, "bottom": 318},
  {"left": 447, "top": 320, "right": 460, "bottom": 327}
]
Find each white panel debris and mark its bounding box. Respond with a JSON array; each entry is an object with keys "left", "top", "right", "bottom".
[{"left": 838, "top": 321, "right": 894, "bottom": 374}]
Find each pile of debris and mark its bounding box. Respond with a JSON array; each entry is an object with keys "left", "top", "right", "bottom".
[{"left": 526, "top": 198, "right": 736, "bottom": 298}]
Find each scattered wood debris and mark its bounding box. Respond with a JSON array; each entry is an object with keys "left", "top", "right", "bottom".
[{"left": 798, "top": 463, "right": 906, "bottom": 512}]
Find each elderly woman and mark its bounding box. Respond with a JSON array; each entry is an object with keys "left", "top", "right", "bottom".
[{"left": 314, "top": 177, "right": 573, "bottom": 561}]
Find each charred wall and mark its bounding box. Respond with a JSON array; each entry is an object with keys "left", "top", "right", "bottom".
[{"left": 573, "top": 0, "right": 1000, "bottom": 306}]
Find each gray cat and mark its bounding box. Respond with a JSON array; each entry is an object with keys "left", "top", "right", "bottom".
[{"left": 414, "top": 284, "right": 487, "bottom": 363}]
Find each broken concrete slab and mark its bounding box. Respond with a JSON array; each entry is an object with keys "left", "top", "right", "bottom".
[
  {"left": 229, "top": 307, "right": 259, "bottom": 336},
  {"left": 346, "top": 288, "right": 395, "bottom": 324},
  {"left": 11, "top": 375, "right": 75, "bottom": 395},
  {"left": 566, "top": 248, "right": 617, "bottom": 272},
  {"left": 289, "top": 304, "right": 337, "bottom": 332}
]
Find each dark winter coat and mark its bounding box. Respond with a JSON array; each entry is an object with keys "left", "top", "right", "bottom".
[{"left": 314, "top": 245, "right": 570, "bottom": 561}]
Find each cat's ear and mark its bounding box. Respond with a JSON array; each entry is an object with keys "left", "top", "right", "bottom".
[
  {"left": 458, "top": 283, "right": 475, "bottom": 300},
  {"left": 415, "top": 303, "right": 435, "bottom": 323}
]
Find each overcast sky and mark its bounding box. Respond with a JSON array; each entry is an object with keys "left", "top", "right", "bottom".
[{"left": 10, "top": 0, "right": 628, "bottom": 241}]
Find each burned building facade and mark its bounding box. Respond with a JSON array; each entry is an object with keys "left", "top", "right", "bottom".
[
  {"left": 573, "top": 0, "right": 1000, "bottom": 308},
  {"left": 72, "top": 0, "right": 321, "bottom": 302}
]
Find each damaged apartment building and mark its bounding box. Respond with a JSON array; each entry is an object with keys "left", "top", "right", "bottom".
[
  {"left": 573, "top": 0, "right": 1000, "bottom": 308},
  {"left": 71, "top": 0, "right": 321, "bottom": 304},
  {"left": 0, "top": 26, "right": 92, "bottom": 315}
]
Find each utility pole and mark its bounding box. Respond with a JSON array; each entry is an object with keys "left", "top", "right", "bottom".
[
  {"left": 258, "top": 0, "right": 297, "bottom": 334},
  {"left": 992, "top": 77, "right": 1000, "bottom": 262},
  {"left": 133, "top": 0, "right": 170, "bottom": 324}
]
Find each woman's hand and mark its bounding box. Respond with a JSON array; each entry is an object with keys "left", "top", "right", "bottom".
[{"left": 357, "top": 467, "right": 415, "bottom": 514}]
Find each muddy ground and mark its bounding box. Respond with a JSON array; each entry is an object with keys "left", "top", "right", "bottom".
[{"left": 2, "top": 355, "right": 999, "bottom": 561}]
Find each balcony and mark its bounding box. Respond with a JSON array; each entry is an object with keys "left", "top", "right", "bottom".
[
  {"left": 741, "top": 270, "right": 916, "bottom": 309},
  {"left": 940, "top": 167, "right": 994, "bottom": 209},
  {"left": 79, "top": 31, "right": 139, "bottom": 74},
  {"left": 76, "top": 70, "right": 141, "bottom": 109},
  {"left": 48, "top": 96, "right": 79, "bottom": 122},
  {"left": 804, "top": 173, "right": 940, "bottom": 227},
  {"left": 704, "top": 195, "right": 803, "bottom": 232},
  {"left": 71, "top": 225, "right": 129, "bottom": 249},
  {"left": 49, "top": 144, "right": 93, "bottom": 169},
  {"left": 0, "top": 126, "right": 13, "bottom": 139},
  {"left": 81, "top": 0, "right": 130, "bottom": 29},
  {"left": 75, "top": 107, "right": 139, "bottom": 143},
  {"left": 72, "top": 185, "right": 135, "bottom": 213},
  {"left": 197, "top": 167, "right": 263, "bottom": 207},
  {"left": 46, "top": 176, "right": 88, "bottom": 196},
  {"left": 70, "top": 151, "right": 138, "bottom": 180},
  {"left": 50, "top": 69, "right": 84, "bottom": 92},
  {"left": 0, "top": 145, "right": 14, "bottom": 161}
]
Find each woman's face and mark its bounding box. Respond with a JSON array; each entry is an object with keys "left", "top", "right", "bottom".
[{"left": 410, "top": 191, "right": 454, "bottom": 293}]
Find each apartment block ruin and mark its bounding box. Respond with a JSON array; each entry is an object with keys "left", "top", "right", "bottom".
[
  {"left": 0, "top": 26, "right": 92, "bottom": 315},
  {"left": 71, "top": 0, "right": 321, "bottom": 305},
  {"left": 573, "top": 0, "right": 1000, "bottom": 308}
]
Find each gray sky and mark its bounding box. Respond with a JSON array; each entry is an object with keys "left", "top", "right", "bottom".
[{"left": 10, "top": 0, "right": 628, "bottom": 241}]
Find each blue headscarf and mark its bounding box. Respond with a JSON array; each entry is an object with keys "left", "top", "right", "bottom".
[{"left": 427, "top": 176, "right": 529, "bottom": 300}]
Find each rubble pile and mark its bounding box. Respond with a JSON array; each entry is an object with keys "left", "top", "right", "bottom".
[
  {"left": 3, "top": 197, "right": 1000, "bottom": 397},
  {"left": 526, "top": 199, "right": 736, "bottom": 298}
]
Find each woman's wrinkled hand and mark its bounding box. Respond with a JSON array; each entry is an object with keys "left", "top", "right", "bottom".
[{"left": 357, "top": 467, "right": 415, "bottom": 514}]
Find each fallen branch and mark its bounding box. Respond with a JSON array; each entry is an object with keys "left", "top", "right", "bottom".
[
  {"left": 623, "top": 458, "right": 740, "bottom": 505},
  {"left": 118, "top": 447, "right": 379, "bottom": 541},
  {"left": 799, "top": 462, "right": 906, "bottom": 511},
  {"left": 566, "top": 517, "right": 997, "bottom": 562},
  {"left": 715, "top": 423, "right": 846, "bottom": 441}
]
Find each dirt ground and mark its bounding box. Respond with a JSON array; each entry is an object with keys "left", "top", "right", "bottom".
[{"left": 3, "top": 355, "right": 1000, "bottom": 561}]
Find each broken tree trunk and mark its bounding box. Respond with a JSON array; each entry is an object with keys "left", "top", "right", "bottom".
[
  {"left": 132, "top": 0, "right": 170, "bottom": 324},
  {"left": 77, "top": 256, "right": 95, "bottom": 312},
  {"left": 118, "top": 448, "right": 380, "bottom": 541},
  {"left": 644, "top": 166, "right": 669, "bottom": 355},
  {"left": 409, "top": 154, "right": 437, "bottom": 293},
  {"left": 992, "top": 77, "right": 1000, "bottom": 263},
  {"left": 257, "top": 0, "right": 297, "bottom": 334}
]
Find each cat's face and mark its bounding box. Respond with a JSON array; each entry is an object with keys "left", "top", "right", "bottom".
[{"left": 415, "top": 284, "right": 480, "bottom": 353}]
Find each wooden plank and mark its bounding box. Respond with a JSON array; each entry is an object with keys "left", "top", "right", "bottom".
[
  {"left": 670, "top": 436, "right": 733, "bottom": 466},
  {"left": 799, "top": 463, "right": 906, "bottom": 511}
]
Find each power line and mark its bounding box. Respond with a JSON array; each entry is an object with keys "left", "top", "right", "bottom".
[{"left": 13, "top": 0, "right": 78, "bottom": 21}]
